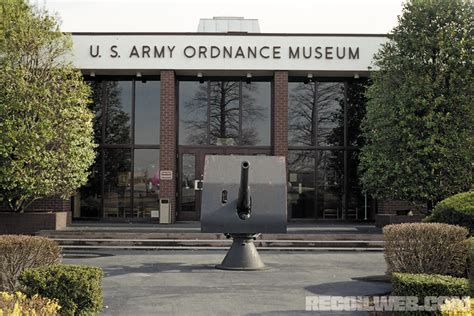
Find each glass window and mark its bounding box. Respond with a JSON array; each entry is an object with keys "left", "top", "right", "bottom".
[
  {"left": 135, "top": 81, "right": 160, "bottom": 144},
  {"left": 288, "top": 150, "right": 315, "bottom": 218},
  {"left": 104, "top": 81, "right": 132, "bottom": 144},
  {"left": 316, "top": 150, "right": 344, "bottom": 219},
  {"left": 347, "top": 79, "right": 369, "bottom": 147},
  {"left": 316, "top": 82, "right": 345, "bottom": 147},
  {"left": 79, "top": 150, "right": 102, "bottom": 218},
  {"left": 179, "top": 79, "right": 272, "bottom": 146},
  {"left": 103, "top": 149, "right": 132, "bottom": 218},
  {"left": 87, "top": 81, "right": 105, "bottom": 145},
  {"left": 133, "top": 149, "right": 160, "bottom": 218},
  {"left": 209, "top": 81, "right": 240, "bottom": 145},
  {"left": 242, "top": 82, "right": 271, "bottom": 146},
  {"left": 179, "top": 81, "right": 208, "bottom": 145},
  {"left": 288, "top": 82, "right": 316, "bottom": 146}
]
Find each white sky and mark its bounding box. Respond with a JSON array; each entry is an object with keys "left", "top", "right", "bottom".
[{"left": 32, "top": 0, "right": 405, "bottom": 34}]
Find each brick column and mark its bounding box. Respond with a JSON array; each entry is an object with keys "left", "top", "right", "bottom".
[
  {"left": 159, "top": 71, "right": 177, "bottom": 223},
  {"left": 273, "top": 71, "right": 288, "bottom": 159}
]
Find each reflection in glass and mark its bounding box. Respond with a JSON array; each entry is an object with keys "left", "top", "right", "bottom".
[
  {"left": 242, "top": 82, "right": 271, "bottom": 145},
  {"left": 87, "top": 81, "right": 105, "bottom": 144},
  {"left": 134, "top": 149, "right": 160, "bottom": 218},
  {"left": 79, "top": 150, "right": 102, "bottom": 217},
  {"left": 288, "top": 82, "right": 316, "bottom": 146},
  {"left": 181, "top": 154, "right": 196, "bottom": 212},
  {"left": 347, "top": 150, "right": 372, "bottom": 220},
  {"left": 288, "top": 150, "right": 315, "bottom": 218},
  {"left": 209, "top": 81, "right": 240, "bottom": 145},
  {"left": 288, "top": 81, "right": 344, "bottom": 147},
  {"left": 317, "top": 82, "right": 344, "bottom": 147},
  {"left": 179, "top": 80, "right": 270, "bottom": 146},
  {"left": 104, "top": 81, "right": 132, "bottom": 144},
  {"left": 135, "top": 81, "right": 160, "bottom": 144},
  {"left": 179, "top": 81, "right": 208, "bottom": 145},
  {"left": 316, "top": 150, "right": 344, "bottom": 219},
  {"left": 103, "top": 149, "right": 132, "bottom": 218},
  {"left": 347, "top": 79, "right": 369, "bottom": 147}
]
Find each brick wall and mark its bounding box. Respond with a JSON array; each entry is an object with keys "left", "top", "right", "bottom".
[
  {"left": 0, "top": 197, "right": 70, "bottom": 212},
  {"left": 159, "top": 70, "right": 177, "bottom": 222},
  {"left": 273, "top": 71, "right": 288, "bottom": 160},
  {"left": 377, "top": 200, "right": 426, "bottom": 215}
]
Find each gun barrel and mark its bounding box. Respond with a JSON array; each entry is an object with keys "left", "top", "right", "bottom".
[{"left": 237, "top": 161, "right": 251, "bottom": 220}]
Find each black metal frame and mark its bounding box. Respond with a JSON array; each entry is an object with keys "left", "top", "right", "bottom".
[
  {"left": 80, "top": 76, "right": 161, "bottom": 221},
  {"left": 287, "top": 77, "right": 367, "bottom": 220}
]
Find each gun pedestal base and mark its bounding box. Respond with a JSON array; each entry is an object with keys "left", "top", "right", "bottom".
[{"left": 216, "top": 234, "right": 267, "bottom": 271}]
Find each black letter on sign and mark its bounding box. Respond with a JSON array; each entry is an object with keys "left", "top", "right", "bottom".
[
  {"left": 273, "top": 46, "right": 281, "bottom": 59},
  {"left": 110, "top": 45, "right": 119, "bottom": 58},
  {"left": 130, "top": 46, "right": 140, "bottom": 58},
  {"left": 90, "top": 45, "right": 100, "bottom": 58},
  {"left": 184, "top": 46, "right": 196, "bottom": 58},
  {"left": 349, "top": 47, "right": 359, "bottom": 59},
  {"left": 259, "top": 46, "right": 270, "bottom": 59}
]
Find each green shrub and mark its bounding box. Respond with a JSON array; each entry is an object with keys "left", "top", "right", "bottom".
[
  {"left": 392, "top": 273, "right": 469, "bottom": 315},
  {"left": 20, "top": 265, "right": 104, "bottom": 316},
  {"left": 424, "top": 192, "right": 474, "bottom": 234},
  {"left": 469, "top": 238, "right": 474, "bottom": 296},
  {"left": 0, "top": 291, "right": 61, "bottom": 315},
  {"left": 384, "top": 223, "right": 468, "bottom": 277},
  {"left": 0, "top": 235, "right": 61, "bottom": 292}
]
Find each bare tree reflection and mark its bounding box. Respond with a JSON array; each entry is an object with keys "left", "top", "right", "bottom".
[{"left": 182, "top": 81, "right": 265, "bottom": 145}]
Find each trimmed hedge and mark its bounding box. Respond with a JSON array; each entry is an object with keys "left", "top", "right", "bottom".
[
  {"left": 392, "top": 273, "right": 470, "bottom": 315},
  {"left": 20, "top": 265, "right": 104, "bottom": 316},
  {"left": 0, "top": 235, "right": 61, "bottom": 292},
  {"left": 424, "top": 191, "right": 474, "bottom": 234},
  {"left": 384, "top": 223, "right": 468, "bottom": 277},
  {"left": 0, "top": 291, "right": 61, "bottom": 315}
]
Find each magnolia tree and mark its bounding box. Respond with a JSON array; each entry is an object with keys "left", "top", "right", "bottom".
[
  {"left": 0, "top": 1, "right": 96, "bottom": 212},
  {"left": 359, "top": 0, "right": 473, "bottom": 208}
]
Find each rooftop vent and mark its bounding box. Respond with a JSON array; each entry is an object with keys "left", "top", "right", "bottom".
[{"left": 197, "top": 17, "right": 260, "bottom": 33}]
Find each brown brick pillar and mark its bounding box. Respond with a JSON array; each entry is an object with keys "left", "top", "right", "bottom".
[
  {"left": 159, "top": 70, "right": 177, "bottom": 223},
  {"left": 273, "top": 71, "right": 288, "bottom": 159}
]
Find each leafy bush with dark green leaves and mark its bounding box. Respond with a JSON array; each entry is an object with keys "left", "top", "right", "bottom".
[
  {"left": 392, "top": 273, "right": 469, "bottom": 315},
  {"left": 384, "top": 223, "right": 469, "bottom": 277},
  {"left": 469, "top": 238, "right": 474, "bottom": 296},
  {"left": 392, "top": 273, "right": 469, "bottom": 297},
  {"left": 424, "top": 191, "right": 474, "bottom": 234},
  {"left": 20, "top": 265, "right": 103, "bottom": 316}
]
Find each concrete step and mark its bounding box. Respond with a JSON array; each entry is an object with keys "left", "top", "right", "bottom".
[{"left": 37, "top": 230, "right": 384, "bottom": 251}]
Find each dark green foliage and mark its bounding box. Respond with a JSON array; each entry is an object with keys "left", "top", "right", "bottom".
[
  {"left": 424, "top": 191, "right": 474, "bottom": 234},
  {"left": 359, "top": 0, "right": 473, "bottom": 205},
  {"left": 392, "top": 273, "right": 469, "bottom": 297},
  {"left": 20, "top": 265, "right": 104, "bottom": 316},
  {"left": 469, "top": 238, "right": 474, "bottom": 296},
  {"left": 391, "top": 273, "right": 469, "bottom": 315}
]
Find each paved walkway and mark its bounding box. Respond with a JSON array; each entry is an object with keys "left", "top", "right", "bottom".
[{"left": 63, "top": 249, "right": 391, "bottom": 316}]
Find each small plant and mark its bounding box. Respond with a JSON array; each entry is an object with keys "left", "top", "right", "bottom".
[
  {"left": 0, "top": 235, "right": 61, "bottom": 292},
  {"left": 384, "top": 223, "right": 468, "bottom": 277},
  {"left": 440, "top": 297, "right": 473, "bottom": 316},
  {"left": 424, "top": 191, "right": 474, "bottom": 234},
  {"left": 0, "top": 291, "right": 61, "bottom": 315},
  {"left": 20, "top": 265, "right": 104, "bottom": 316}
]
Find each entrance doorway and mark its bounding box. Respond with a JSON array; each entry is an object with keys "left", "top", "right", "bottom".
[{"left": 177, "top": 147, "right": 270, "bottom": 221}]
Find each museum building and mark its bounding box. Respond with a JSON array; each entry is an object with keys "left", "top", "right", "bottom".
[{"left": 35, "top": 17, "right": 410, "bottom": 223}]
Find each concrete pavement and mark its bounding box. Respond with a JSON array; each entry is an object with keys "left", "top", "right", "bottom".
[{"left": 63, "top": 250, "right": 391, "bottom": 316}]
